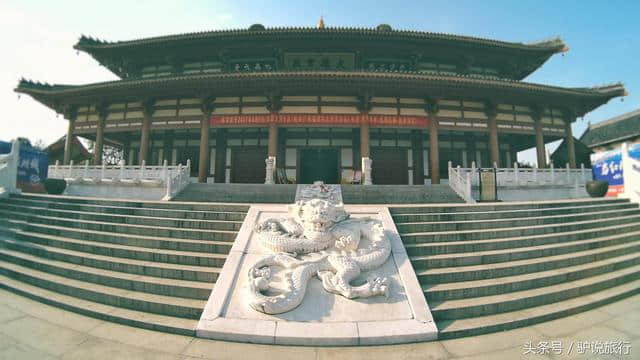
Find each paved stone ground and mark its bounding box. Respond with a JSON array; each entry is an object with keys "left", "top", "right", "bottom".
[{"left": 0, "top": 289, "right": 637, "bottom": 360}]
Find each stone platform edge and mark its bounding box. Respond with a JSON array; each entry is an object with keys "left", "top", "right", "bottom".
[{"left": 195, "top": 205, "right": 438, "bottom": 346}]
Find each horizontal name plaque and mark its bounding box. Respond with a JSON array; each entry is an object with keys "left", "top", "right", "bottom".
[{"left": 211, "top": 114, "right": 429, "bottom": 127}]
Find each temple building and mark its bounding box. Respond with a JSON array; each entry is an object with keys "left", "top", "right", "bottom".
[{"left": 15, "top": 23, "right": 627, "bottom": 185}]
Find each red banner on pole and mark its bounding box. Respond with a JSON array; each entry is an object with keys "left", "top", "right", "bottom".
[{"left": 210, "top": 114, "right": 429, "bottom": 127}]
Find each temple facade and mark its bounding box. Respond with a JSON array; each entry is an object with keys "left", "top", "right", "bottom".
[{"left": 16, "top": 23, "right": 626, "bottom": 185}]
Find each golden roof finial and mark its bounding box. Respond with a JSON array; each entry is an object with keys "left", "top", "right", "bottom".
[{"left": 317, "top": 16, "right": 325, "bottom": 29}]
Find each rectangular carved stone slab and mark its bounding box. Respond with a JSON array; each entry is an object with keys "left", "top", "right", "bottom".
[{"left": 196, "top": 204, "right": 438, "bottom": 345}]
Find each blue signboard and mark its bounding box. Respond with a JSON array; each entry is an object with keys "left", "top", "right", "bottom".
[
  {"left": 591, "top": 143, "right": 640, "bottom": 197},
  {"left": 18, "top": 145, "right": 48, "bottom": 185},
  {"left": 0, "top": 140, "right": 48, "bottom": 192},
  {"left": 592, "top": 152, "right": 623, "bottom": 185}
]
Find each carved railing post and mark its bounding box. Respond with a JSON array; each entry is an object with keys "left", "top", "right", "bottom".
[
  {"left": 265, "top": 156, "right": 275, "bottom": 185},
  {"left": 362, "top": 157, "right": 372, "bottom": 185}
]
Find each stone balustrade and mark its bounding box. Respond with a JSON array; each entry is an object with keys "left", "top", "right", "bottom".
[
  {"left": 0, "top": 140, "right": 20, "bottom": 197},
  {"left": 48, "top": 159, "right": 192, "bottom": 200}
]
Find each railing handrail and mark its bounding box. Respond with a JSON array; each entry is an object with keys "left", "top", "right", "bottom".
[
  {"left": 0, "top": 140, "right": 20, "bottom": 195},
  {"left": 448, "top": 162, "right": 475, "bottom": 203},
  {"left": 455, "top": 162, "right": 591, "bottom": 188},
  {"left": 48, "top": 159, "right": 192, "bottom": 201}
]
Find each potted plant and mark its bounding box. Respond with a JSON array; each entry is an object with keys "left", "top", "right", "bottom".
[
  {"left": 585, "top": 180, "right": 608, "bottom": 197},
  {"left": 43, "top": 178, "right": 67, "bottom": 195}
]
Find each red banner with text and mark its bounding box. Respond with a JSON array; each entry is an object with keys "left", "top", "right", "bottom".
[{"left": 211, "top": 114, "right": 429, "bottom": 127}]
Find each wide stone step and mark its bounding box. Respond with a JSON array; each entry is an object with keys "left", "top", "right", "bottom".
[
  {"left": 0, "top": 202, "right": 244, "bottom": 231},
  {"left": 172, "top": 183, "right": 297, "bottom": 203},
  {"left": 392, "top": 201, "right": 638, "bottom": 223},
  {"left": 0, "top": 237, "right": 220, "bottom": 282},
  {"left": 341, "top": 184, "right": 464, "bottom": 204},
  {"left": 0, "top": 209, "right": 237, "bottom": 242},
  {"left": 395, "top": 207, "right": 640, "bottom": 233},
  {"left": 0, "top": 261, "right": 207, "bottom": 319},
  {"left": 410, "top": 230, "right": 640, "bottom": 268},
  {"left": 4, "top": 227, "right": 227, "bottom": 267},
  {"left": 400, "top": 213, "right": 640, "bottom": 243},
  {"left": 12, "top": 193, "right": 250, "bottom": 212},
  {"left": 436, "top": 280, "right": 640, "bottom": 339},
  {"left": 0, "top": 276, "right": 198, "bottom": 336},
  {"left": 405, "top": 222, "right": 640, "bottom": 257},
  {"left": 5, "top": 197, "right": 247, "bottom": 221},
  {"left": 430, "top": 265, "right": 640, "bottom": 320},
  {"left": 389, "top": 198, "right": 628, "bottom": 215},
  {"left": 5, "top": 217, "right": 233, "bottom": 254},
  {"left": 425, "top": 252, "right": 640, "bottom": 301},
  {"left": 416, "top": 241, "right": 640, "bottom": 284},
  {"left": 0, "top": 248, "right": 213, "bottom": 300}
]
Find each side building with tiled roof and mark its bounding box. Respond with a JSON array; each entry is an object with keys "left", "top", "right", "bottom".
[
  {"left": 15, "top": 23, "right": 627, "bottom": 184},
  {"left": 580, "top": 108, "right": 640, "bottom": 153}
]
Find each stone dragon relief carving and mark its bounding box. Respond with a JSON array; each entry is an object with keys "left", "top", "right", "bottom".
[{"left": 248, "top": 199, "right": 391, "bottom": 314}]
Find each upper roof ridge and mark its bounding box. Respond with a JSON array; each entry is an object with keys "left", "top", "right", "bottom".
[{"left": 73, "top": 26, "right": 568, "bottom": 52}]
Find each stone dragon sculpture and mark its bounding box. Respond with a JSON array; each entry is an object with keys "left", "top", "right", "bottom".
[{"left": 248, "top": 198, "right": 391, "bottom": 314}]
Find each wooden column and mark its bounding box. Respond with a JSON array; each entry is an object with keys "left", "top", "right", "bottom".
[
  {"left": 93, "top": 104, "right": 108, "bottom": 165},
  {"left": 357, "top": 94, "right": 372, "bottom": 160},
  {"left": 63, "top": 107, "right": 77, "bottom": 165},
  {"left": 488, "top": 118, "right": 499, "bottom": 167},
  {"left": 198, "top": 97, "right": 214, "bottom": 183},
  {"left": 266, "top": 94, "right": 283, "bottom": 172},
  {"left": 565, "top": 117, "right": 576, "bottom": 168},
  {"left": 429, "top": 119, "right": 440, "bottom": 184},
  {"left": 268, "top": 123, "right": 278, "bottom": 157},
  {"left": 534, "top": 116, "right": 546, "bottom": 168},
  {"left": 360, "top": 120, "right": 370, "bottom": 158},
  {"left": 426, "top": 99, "right": 439, "bottom": 184},
  {"left": 139, "top": 98, "right": 154, "bottom": 165},
  {"left": 485, "top": 102, "right": 499, "bottom": 167}
]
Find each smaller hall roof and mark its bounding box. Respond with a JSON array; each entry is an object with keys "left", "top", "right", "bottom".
[{"left": 580, "top": 108, "right": 640, "bottom": 148}]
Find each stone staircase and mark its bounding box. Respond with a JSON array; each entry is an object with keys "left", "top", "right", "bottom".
[
  {"left": 391, "top": 198, "right": 640, "bottom": 339},
  {"left": 0, "top": 193, "right": 248, "bottom": 336}
]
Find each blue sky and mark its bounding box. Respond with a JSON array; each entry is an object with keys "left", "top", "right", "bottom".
[{"left": 2, "top": 0, "right": 638, "bottom": 165}]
